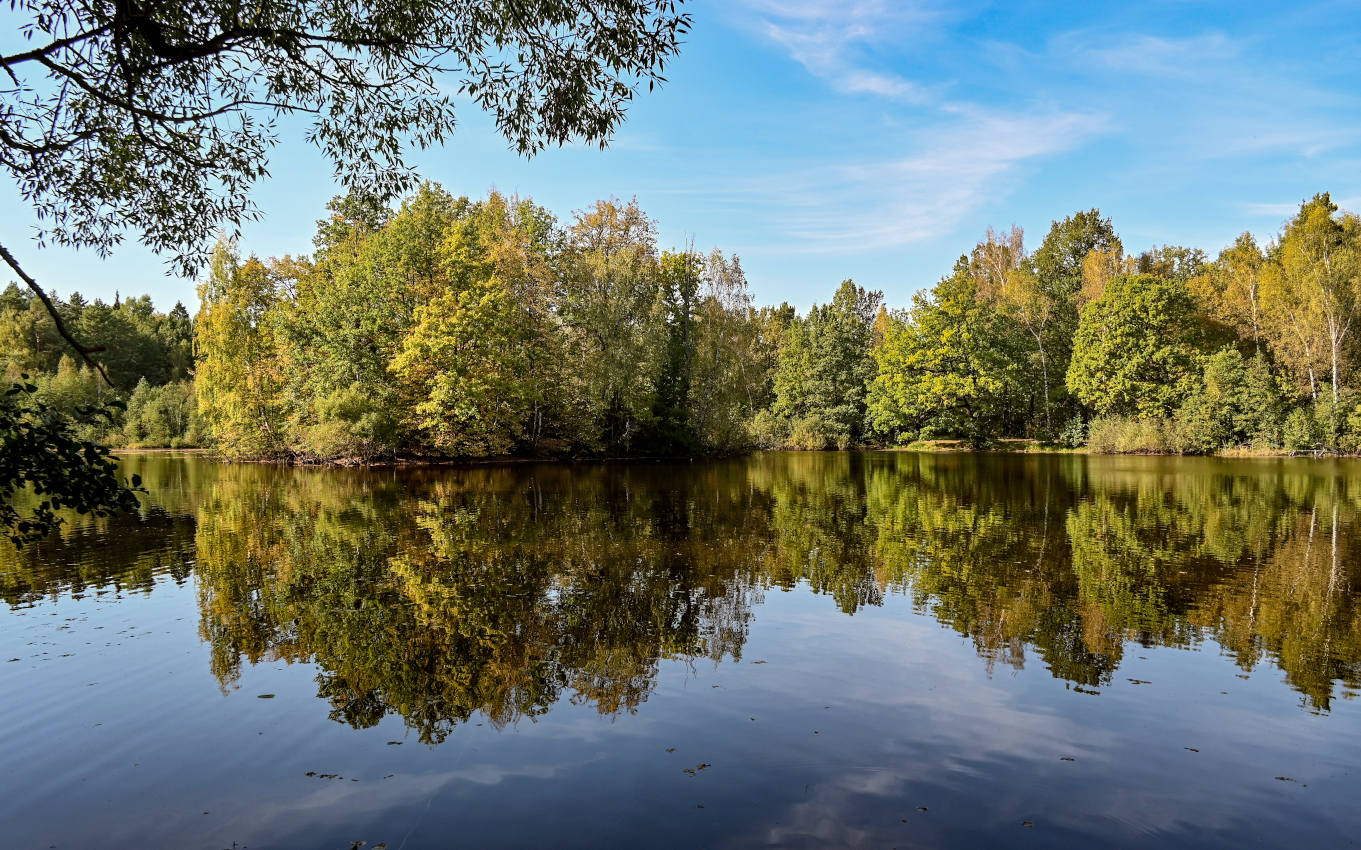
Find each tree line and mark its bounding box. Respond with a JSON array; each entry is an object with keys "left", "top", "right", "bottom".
[
  {"left": 0, "top": 286, "right": 197, "bottom": 449},
  {"left": 195, "top": 184, "right": 792, "bottom": 460},
  {"left": 10, "top": 188, "right": 1361, "bottom": 460},
  {"left": 871, "top": 192, "right": 1361, "bottom": 454}
]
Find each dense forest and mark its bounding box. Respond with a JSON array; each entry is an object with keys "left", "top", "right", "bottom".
[
  {"left": 7, "top": 187, "right": 1361, "bottom": 459},
  {"left": 0, "top": 285, "right": 197, "bottom": 447}
]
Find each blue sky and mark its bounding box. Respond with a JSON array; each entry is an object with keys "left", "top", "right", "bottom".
[{"left": 6, "top": 0, "right": 1361, "bottom": 311}]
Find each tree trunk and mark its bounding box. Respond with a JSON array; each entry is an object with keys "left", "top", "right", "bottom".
[
  {"left": 1036, "top": 334, "right": 1052, "bottom": 434},
  {"left": 1331, "top": 335, "right": 1341, "bottom": 403}
]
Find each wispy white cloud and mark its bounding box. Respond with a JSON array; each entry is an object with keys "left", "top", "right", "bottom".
[
  {"left": 691, "top": 1, "right": 1109, "bottom": 255},
  {"left": 1239, "top": 201, "right": 1301, "bottom": 218},
  {"left": 1045, "top": 28, "right": 1361, "bottom": 161},
  {"left": 666, "top": 106, "right": 1107, "bottom": 254},
  {"left": 774, "top": 108, "right": 1108, "bottom": 251},
  {"left": 737, "top": 0, "right": 944, "bottom": 103},
  {"left": 1241, "top": 195, "right": 1361, "bottom": 220},
  {"left": 1063, "top": 31, "right": 1242, "bottom": 77}
]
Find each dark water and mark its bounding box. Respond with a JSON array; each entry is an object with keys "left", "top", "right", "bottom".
[{"left": 2, "top": 452, "right": 1360, "bottom": 849}]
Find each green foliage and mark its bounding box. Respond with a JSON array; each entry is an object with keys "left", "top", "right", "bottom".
[
  {"left": 173, "top": 191, "right": 1361, "bottom": 462},
  {"left": 194, "top": 245, "right": 289, "bottom": 459},
  {"left": 1173, "top": 349, "right": 1284, "bottom": 453},
  {"left": 690, "top": 252, "right": 769, "bottom": 452},
  {"left": 124, "top": 380, "right": 200, "bottom": 448},
  {"left": 1067, "top": 274, "right": 1208, "bottom": 419},
  {"left": 1032, "top": 209, "right": 1123, "bottom": 305},
  {"left": 1282, "top": 408, "right": 1316, "bottom": 453},
  {"left": 192, "top": 188, "right": 778, "bottom": 461},
  {"left": 303, "top": 384, "right": 402, "bottom": 462},
  {"left": 867, "top": 261, "right": 1024, "bottom": 448},
  {"left": 771, "top": 280, "right": 882, "bottom": 449},
  {"left": 0, "top": 285, "right": 194, "bottom": 391},
  {"left": 0, "top": 379, "right": 141, "bottom": 546},
  {"left": 1056, "top": 415, "right": 1088, "bottom": 449},
  {"left": 648, "top": 251, "right": 702, "bottom": 454},
  {"left": 1260, "top": 193, "right": 1361, "bottom": 403},
  {"left": 393, "top": 278, "right": 543, "bottom": 457},
  {"left": 4, "top": 0, "right": 691, "bottom": 278},
  {"left": 1310, "top": 390, "right": 1361, "bottom": 454},
  {"left": 1086, "top": 416, "right": 1175, "bottom": 454}
]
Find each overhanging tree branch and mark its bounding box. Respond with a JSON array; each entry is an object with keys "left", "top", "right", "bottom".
[{"left": 0, "top": 241, "right": 115, "bottom": 386}]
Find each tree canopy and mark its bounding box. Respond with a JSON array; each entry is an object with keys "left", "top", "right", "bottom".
[{"left": 1, "top": 0, "right": 691, "bottom": 272}]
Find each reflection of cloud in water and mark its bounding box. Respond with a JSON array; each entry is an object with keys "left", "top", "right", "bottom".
[{"left": 220, "top": 761, "right": 582, "bottom": 849}]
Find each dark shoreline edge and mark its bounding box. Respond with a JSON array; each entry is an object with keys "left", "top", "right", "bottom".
[{"left": 113, "top": 444, "right": 1361, "bottom": 467}]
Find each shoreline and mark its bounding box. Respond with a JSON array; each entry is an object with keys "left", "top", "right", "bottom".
[{"left": 115, "top": 443, "right": 1359, "bottom": 465}]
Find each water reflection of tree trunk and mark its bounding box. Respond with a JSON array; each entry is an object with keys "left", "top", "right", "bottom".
[{"left": 1329, "top": 501, "right": 1340, "bottom": 598}]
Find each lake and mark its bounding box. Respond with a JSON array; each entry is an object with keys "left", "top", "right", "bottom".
[{"left": 2, "top": 451, "right": 1359, "bottom": 849}]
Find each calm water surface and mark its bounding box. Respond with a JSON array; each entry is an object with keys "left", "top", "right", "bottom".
[{"left": 2, "top": 451, "right": 1360, "bottom": 849}]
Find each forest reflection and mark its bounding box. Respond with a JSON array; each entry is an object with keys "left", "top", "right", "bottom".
[{"left": 3, "top": 452, "right": 1359, "bottom": 739}]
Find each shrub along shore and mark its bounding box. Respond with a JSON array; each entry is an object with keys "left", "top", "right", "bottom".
[{"left": 7, "top": 187, "right": 1361, "bottom": 461}]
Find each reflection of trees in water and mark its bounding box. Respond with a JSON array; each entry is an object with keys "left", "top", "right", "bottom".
[
  {"left": 872, "top": 455, "right": 1361, "bottom": 709},
  {"left": 0, "top": 453, "right": 204, "bottom": 605},
  {"left": 4, "top": 452, "right": 1360, "bottom": 727},
  {"left": 0, "top": 506, "right": 195, "bottom": 605},
  {"left": 194, "top": 463, "right": 765, "bottom": 743}
]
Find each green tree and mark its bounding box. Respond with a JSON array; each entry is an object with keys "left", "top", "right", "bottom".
[
  {"left": 772, "top": 280, "right": 882, "bottom": 449},
  {"left": 868, "top": 260, "right": 1023, "bottom": 447},
  {"left": 691, "top": 251, "right": 766, "bottom": 451},
  {"left": 1067, "top": 274, "right": 1208, "bottom": 419},
  {"left": 390, "top": 191, "right": 566, "bottom": 456},
  {"left": 559, "top": 198, "right": 663, "bottom": 451},
  {"left": 1193, "top": 233, "right": 1266, "bottom": 352},
  {"left": 194, "top": 244, "right": 288, "bottom": 458},
  {"left": 1260, "top": 193, "right": 1361, "bottom": 403},
  {"left": 649, "top": 250, "right": 702, "bottom": 454},
  {"left": 1174, "top": 348, "right": 1283, "bottom": 452},
  {"left": 972, "top": 227, "right": 1060, "bottom": 435}
]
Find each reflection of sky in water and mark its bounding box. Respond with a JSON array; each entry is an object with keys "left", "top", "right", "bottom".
[{"left": 0, "top": 452, "right": 1359, "bottom": 848}]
